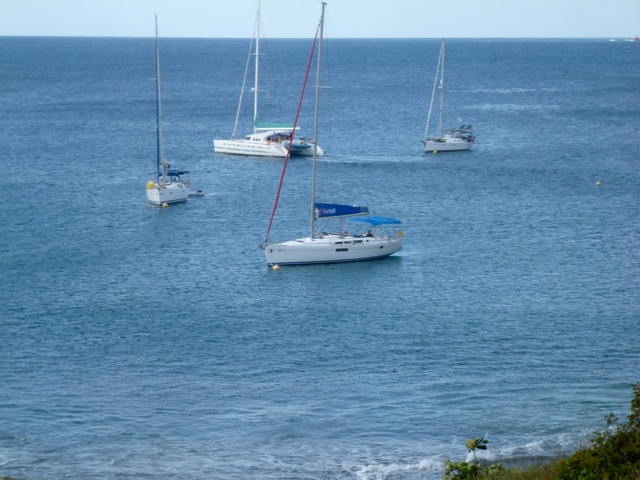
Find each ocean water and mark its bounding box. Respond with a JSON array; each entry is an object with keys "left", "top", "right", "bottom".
[{"left": 0, "top": 35, "right": 638, "bottom": 479}]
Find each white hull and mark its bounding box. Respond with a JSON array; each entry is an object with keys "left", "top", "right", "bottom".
[
  {"left": 265, "top": 234, "right": 402, "bottom": 266},
  {"left": 213, "top": 139, "right": 323, "bottom": 158},
  {"left": 146, "top": 181, "right": 189, "bottom": 205},
  {"left": 423, "top": 138, "right": 473, "bottom": 152}
]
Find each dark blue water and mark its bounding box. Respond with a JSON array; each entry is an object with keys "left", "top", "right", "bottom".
[{"left": 0, "top": 36, "right": 638, "bottom": 479}]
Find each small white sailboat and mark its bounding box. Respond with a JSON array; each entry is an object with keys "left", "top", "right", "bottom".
[
  {"left": 146, "top": 15, "right": 191, "bottom": 205},
  {"left": 263, "top": 3, "right": 403, "bottom": 267},
  {"left": 213, "top": 0, "right": 323, "bottom": 158},
  {"left": 422, "top": 39, "right": 475, "bottom": 153}
]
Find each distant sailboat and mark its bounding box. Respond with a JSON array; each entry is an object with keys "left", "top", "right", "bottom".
[
  {"left": 213, "top": 0, "right": 323, "bottom": 158},
  {"left": 146, "top": 15, "right": 191, "bottom": 205},
  {"left": 422, "top": 39, "right": 475, "bottom": 153},
  {"left": 262, "top": 2, "right": 403, "bottom": 267}
]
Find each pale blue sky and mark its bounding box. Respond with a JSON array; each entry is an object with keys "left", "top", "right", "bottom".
[{"left": 1, "top": 0, "right": 639, "bottom": 38}]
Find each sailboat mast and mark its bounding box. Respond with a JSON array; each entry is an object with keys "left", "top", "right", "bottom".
[
  {"left": 155, "top": 15, "right": 166, "bottom": 183},
  {"left": 424, "top": 39, "right": 442, "bottom": 139},
  {"left": 253, "top": 0, "right": 260, "bottom": 134},
  {"left": 438, "top": 39, "right": 445, "bottom": 137},
  {"left": 310, "top": 2, "right": 326, "bottom": 239}
]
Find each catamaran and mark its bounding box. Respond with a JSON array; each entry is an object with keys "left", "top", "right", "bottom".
[
  {"left": 213, "top": 0, "right": 323, "bottom": 158},
  {"left": 422, "top": 39, "right": 475, "bottom": 153},
  {"left": 262, "top": 3, "right": 403, "bottom": 266},
  {"left": 146, "top": 15, "right": 191, "bottom": 205}
]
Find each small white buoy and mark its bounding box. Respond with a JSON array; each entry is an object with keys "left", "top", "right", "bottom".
[
  {"left": 162, "top": 203, "right": 169, "bottom": 208},
  {"left": 433, "top": 150, "right": 438, "bottom": 154},
  {"left": 596, "top": 181, "right": 601, "bottom": 187},
  {"left": 272, "top": 264, "right": 280, "bottom": 271}
]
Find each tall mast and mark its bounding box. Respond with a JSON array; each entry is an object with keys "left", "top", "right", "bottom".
[
  {"left": 424, "top": 39, "right": 443, "bottom": 139},
  {"left": 253, "top": 0, "right": 260, "bottom": 133},
  {"left": 155, "top": 15, "right": 166, "bottom": 183},
  {"left": 310, "top": 2, "right": 326, "bottom": 238},
  {"left": 438, "top": 39, "right": 445, "bottom": 137}
]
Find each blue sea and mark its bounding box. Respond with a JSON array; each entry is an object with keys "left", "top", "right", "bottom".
[{"left": 0, "top": 34, "right": 638, "bottom": 479}]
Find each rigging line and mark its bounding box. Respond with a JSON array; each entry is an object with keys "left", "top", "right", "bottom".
[
  {"left": 231, "top": 13, "right": 258, "bottom": 139},
  {"left": 232, "top": 35, "right": 255, "bottom": 139},
  {"left": 424, "top": 40, "right": 444, "bottom": 139},
  {"left": 155, "top": 14, "right": 166, "bottom": 183},
  {"left": 259, "top": 21, "right": 291, "bottom": 108},
  {"left": 262, "top": 24, "right": 320, "bottom": 247}
]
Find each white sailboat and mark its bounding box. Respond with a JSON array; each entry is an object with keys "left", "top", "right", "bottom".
[
  {"left": 263, "top": 3, "right": 403, "bottom": 267},
  {"left": 146, "top": 15, "right": 191, "bottom": 205},
  {"left": 422, "top": 39, "right": 475, "bottom": 153},
  {"left": 213, "top": 0, "right": 323, "bottom": 158}
]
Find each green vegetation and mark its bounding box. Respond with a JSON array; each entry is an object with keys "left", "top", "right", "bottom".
[
  {"left": 443, "top": 382, "right": 640, "bottom": 479},
  {"left": 550, "top": 381, "right": 640, "bottom": 480},
  {"left": 443, "top": 436, "right": 506, "bottom": 479}
]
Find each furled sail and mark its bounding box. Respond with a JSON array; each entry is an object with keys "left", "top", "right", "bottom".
[{"left": 315, "top": 203, "right": 369, "bottom": 219}]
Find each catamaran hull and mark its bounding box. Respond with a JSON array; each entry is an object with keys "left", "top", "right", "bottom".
[
  {"left": 423, "top": 139, "right": 473, "bottom": 152},
  {"left": 146, "top": 182, "right": 189, "bottom": 205},
  {"left": 265, "top": 235, "right": 402, "bottom": 266},
  {"left": 214, "top": 139, "right": 323, "bottom": 158}
]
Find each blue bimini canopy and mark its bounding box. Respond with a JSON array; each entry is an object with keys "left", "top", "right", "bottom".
[
  {"left": 349, "top": 215, "right": 402, "bottom": 226},
  {"left": 315, "top": 203, "right": 369, "bottom": 219}
]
